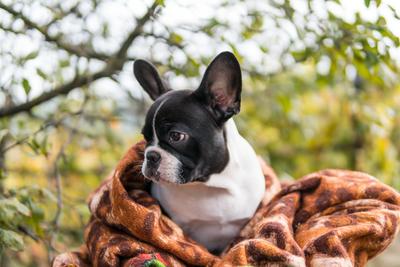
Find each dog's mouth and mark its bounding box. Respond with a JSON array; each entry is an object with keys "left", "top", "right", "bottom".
[
  {"left": 142, "top": 169, "right": 178, "bottom": 184},
  {"left": 142, "top": 168, "right": 160, "bottom": 182}
]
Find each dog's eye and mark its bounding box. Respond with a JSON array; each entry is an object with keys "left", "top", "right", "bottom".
[{"left": 169, "top": 131, "right": 187, "bottom": 143}]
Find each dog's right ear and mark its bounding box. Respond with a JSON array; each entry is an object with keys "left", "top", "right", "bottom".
[
  {"left": 133, "top": 60, "right": 170, "bottom": 101},
  {"left": 193, "top": 52, "right": 242, "bottom": 125}
]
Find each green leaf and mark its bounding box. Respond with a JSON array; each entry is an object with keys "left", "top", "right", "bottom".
[
  {"left": 364, "top": 0, "right": 371, "bottom": 7},
  {"left": 0, "top": 129, "right": 9, "bottom": 142},
  {"left": 155, "top": 0, "right": 165, "bottom": 7},
  {"left": 24, "top": 51, "right": 39, "bottom": 61},
  {"left": 27, "top": 137, "right": 41, "bottom": 155},
  {"left": 389, "top": 5, "right": 400, "bottom": 20},
  {"left": 228, "top": 43, "right": 243, "bottom": 63},
  {"left": 259, "top": 45, "right": 269, "bottom": 53},
  {"left": 22, "top": 79, "right": 31, "bottom": 96},
  {"left": 19, "top": 186, "right": 57, "bottom": 202},
  {"left": 169, "top": 32, "right": 183, "bottom": 45},
  {"left": 0, "top": 228, "right": 24, "bottom": 251},
  {"left": 144, "top": 259, "right": 166, "bottom": 267},
  {"left": 0, "top": 198, "right": 31, "bottom": 217},
  {"left": 102, "top": 23, "right": 109, "bottom": 38},
  {"left": 377, "top": 17, "right": 386, "bottom": 27},
  {"left": 36, "top": 68, "right": 47, "bottom": 80},
  {"left": 291, "top": 50, "right": 311, "bottom": 62},
  {"left": 59, "top": 59, "right": 70, "bottom": 68},
  {"left": 38, "top": 134, "right": 50, "bottom": 156}
]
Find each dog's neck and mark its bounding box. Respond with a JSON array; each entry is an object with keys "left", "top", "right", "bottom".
[
  {"left": 151, "top": 119, "right": 265, "bottom": 251},
  {"left": 204, "top": 119, "right": 258, "bottom": 190}
]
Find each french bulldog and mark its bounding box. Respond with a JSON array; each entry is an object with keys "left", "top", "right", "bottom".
[{"left": 134, "top": 52, "right": 265, "bottom": 252}]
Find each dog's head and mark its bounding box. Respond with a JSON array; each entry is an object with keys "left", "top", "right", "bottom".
[{"left": 134, "top": 52, "right": 242, "bottom": 184}]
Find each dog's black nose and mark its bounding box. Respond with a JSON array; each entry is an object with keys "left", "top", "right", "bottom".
[{"left": 146, "top": 151, "right": 161, "bottom": 164}]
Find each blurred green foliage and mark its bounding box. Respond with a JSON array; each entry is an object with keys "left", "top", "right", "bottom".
[
  {"left": 238, "top": 66, "right": 400, "bottom": 187},
  {"left": 0, "top": 0, "right": 399, "bottom": 266}
]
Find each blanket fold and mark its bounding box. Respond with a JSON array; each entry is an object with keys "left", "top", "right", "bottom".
[{"left": 53, "top": 141, "right": 400, "bottom": 267}]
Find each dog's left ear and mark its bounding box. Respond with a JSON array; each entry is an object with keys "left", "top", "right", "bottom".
[
  {"left": 193, "top": 51, "right": 242, "bottom": 125},
  {"left": 133, "top": 59, "right": 170, "bottom": 101}
]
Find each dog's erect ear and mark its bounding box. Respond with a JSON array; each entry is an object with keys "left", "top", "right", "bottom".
[
  {"left": 193, "top": 51, "right": 242, "bottom": 124},
  {"left": 133, "top": 60, "right": 170, "bottom": 101}
]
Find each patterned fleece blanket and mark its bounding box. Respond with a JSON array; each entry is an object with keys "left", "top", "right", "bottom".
[{"left": 53, "top": 140, "right": 400, "bottom": 267}]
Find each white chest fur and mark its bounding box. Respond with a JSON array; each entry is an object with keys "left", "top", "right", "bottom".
[{"left": 151, "top": 119, "right": 265, "bottom": 251}]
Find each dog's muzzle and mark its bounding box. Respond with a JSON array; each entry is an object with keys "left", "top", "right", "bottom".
[{"left": 143, "top": 151, "right": 161, "bottom": 178}]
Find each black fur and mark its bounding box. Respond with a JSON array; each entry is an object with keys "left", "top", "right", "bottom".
[{"left": 135, "top": 52, "right": 242, "bottom": 183}]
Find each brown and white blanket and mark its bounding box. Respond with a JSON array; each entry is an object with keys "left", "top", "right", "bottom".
[{"left": 53, "top": 140, "right": 400, "bottom": 267}]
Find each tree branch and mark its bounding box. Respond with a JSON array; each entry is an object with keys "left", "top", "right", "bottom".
[
  {"left": 0, "top": 69, "right": 111, "bottom": 117},
  {"left": 45, "top": 2, "right": 81, "bottom": 29},
  {"left": 47, "top": 97, "right": 87, "bottom": 262},
  {"left": 0, "top": 2, "right": 107, "bottom": 60},
  {"left": 0, "top": 1, "right": 159, "bottom": 118},
  {"left": 142, "top": 32, "right": 185, "bottom": 49},
  {"left": 0, "top": 115, "right": 68, "bottom": 154},
  {"left": 116, "top": 2, "right": 158, "bottom": 58}
]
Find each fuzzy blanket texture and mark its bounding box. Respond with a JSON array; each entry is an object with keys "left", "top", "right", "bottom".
[{"left": 53, "top": 140, "right": 400, "bottom": 267}]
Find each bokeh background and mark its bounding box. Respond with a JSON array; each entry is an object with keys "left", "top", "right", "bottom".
[{"left": 0, "top": 0, "right": 399, "bottom": 266}]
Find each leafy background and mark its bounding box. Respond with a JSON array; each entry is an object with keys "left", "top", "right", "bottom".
[{"left": 0, "top": 0, "right": 399, "bottom": 266}]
